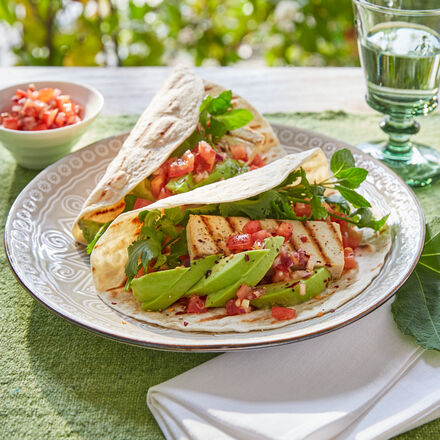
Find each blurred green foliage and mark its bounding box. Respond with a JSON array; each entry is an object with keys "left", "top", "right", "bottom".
[{"left": 0, "top": 0, "right": 359, "bottom": 67}]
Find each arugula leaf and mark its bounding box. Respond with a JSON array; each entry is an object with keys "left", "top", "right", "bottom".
[
  {"left": 335, "top": 185, "right": 371, "bottom": 208},
  {"left": 330, "top": 148, "right": 356, "bottom": 175},
  {"left": 392, "top": 225, "right": 440, "bottom": 351},
  {"left": 350, "top": 208, "right": 389, "bottom": 231},
  {"left": 219, "top": 191, "right": 283, "bottom": 219}
]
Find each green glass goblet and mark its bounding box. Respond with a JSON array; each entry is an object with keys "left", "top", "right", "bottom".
[{"left": 353, "top": 0, "right": 440, "bottom": 186}]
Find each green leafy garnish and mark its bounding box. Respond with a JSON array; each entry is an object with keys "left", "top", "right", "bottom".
[
  {"left": 199, "top": 90, "right": 253, "bottom": 143},
  {"left": 86, "top": 222, "right": 110, "bottom": 255},
  {"left": 392, "top": 223, "right": 440, "bottom": 351},
  {"left": 125, "top": 208, "right": 185, "bottom": 288}
]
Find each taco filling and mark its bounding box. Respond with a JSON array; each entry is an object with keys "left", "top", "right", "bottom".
[
  {"left": 74, "top": 66, "right": 282, "bottom": 247},
  {"left": 94, "top": 148, "right": 388, "bottom": 326}
]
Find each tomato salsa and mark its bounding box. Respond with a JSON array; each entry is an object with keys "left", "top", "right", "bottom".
[{"left": 0, "top": 84, "right": 82, "bottom": 131}]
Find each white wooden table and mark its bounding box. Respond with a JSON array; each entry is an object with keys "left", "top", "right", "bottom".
[{"left": 0, "top": 67, "right": 373, "bottom": 115}]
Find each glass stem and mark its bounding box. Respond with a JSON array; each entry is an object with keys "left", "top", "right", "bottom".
[{"left": 380, "top": 114, "right": 420, "bottom": 160}]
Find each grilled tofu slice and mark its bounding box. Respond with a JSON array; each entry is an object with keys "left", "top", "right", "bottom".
[{"left": 186, "top": 215, "right": 344, "bottom": 279}]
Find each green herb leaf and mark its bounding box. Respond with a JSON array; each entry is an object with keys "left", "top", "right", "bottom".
[
  {"left": 78, "top": 219, "right": 104, "bottom": 244},
  {"left": 86, "top": 222, "right": 110, "bottom": 255},
  {"left": 167, "top": 232, "right": 189, "bottom": 268},
  {"left": 330, "top": 148, "right": 355, "bottom": 175},
  {"left": 219, "top": 191, "right": 283, "bottom": 219},
  {"left": 207, "top": 90, "right": 233, "bottom": 115},
  {"left": 336, "top": 167, "right": 368, "bottom": 189},
  {"left": 392, "top": 225, "right": 440, "bottom": 351},
  {"left": 335, "top": 185, "right": 371, "bottom": 208},
  {"left": 350, "top": 208, "right": 389, "bottom": 231},
  {"left": 216, "top": 108, "right": 254, "bottom": 131}
]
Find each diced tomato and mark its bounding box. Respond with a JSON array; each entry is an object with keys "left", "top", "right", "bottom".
[
  {"left": 344, "top": 247, "right": 357, "bottom": 270},
  {"left": 272, "top": 306, "right": 297, "bottom": 321},
  {"left": 250, "top": 154, "right": 266, "bottom": 168},
  {"left": 251, "top": 229, "right": 271, "bottom": 244},
  {"left": 55, "top": 95, "right": 71, "bottom": 111},
  {"left": 2, "top": 86, "right": 81, "bottom": 131},
  {"left": 15, "top": 89, "right": 27, "bottom": 100},
  {"left": 194, "top": 141, "right": 216, "bottom": 173},
  {"left": 151, "top": 174, "right": 166, "bottom": 199},
  {"left": 225, "top": 299, "right": 247, "bottom": 316},
  {"left": 133, "top": 198, "right": 152, "bottom": 210},
  {"left": 32, "top": 123, "right": 48, "bottom": 131},
  {"left": 243, "top": 220, "right": 261, "bottom": 234},
  {"left": 42, "top": 109, "right": 58, "bottom": 127},
  {"left": 226, "top": 234, "right": 253, "bottom": 252},
  {"left": 186, "top": 295, "right": 208, "bottom": 314},
  {"left": 293, "top": 202, "right": 311, "bottom": 218},
  {"left": 275, "top": 222, "right": 293, "bottom": 241},
  {"left": 342, "top": 227, "right": 363, "bottom": 249},
  {"left": 168, "top": 150, "right": 195, "bottom": 178},
  {"left": 2, "top": 117, "right": 19, "bottom": 130},
  {"left": 37, "top": 88, "right": 56, "bottom": 103},
  {"left": 158, "top": 187, "right": 173, "bottom": 200},
  {"left": 179, "top": 254, "right": 191, "bottom": 267},
  {"left": 236, "top": 284, "right": 253, "bottom": 300},
  {"left": 54, "top": 111, "right": 66, "bottom": 127},
  {"left": 230, "top": 144, "right": 248, "bottom": 161}
]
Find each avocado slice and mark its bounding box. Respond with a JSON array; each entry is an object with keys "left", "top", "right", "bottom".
[
  {"left": 131, "top": 254, "right": 219, "bottom": 311},
  {"left": 205, "top": 236, "right": 284, "bottom": 307},
  {"left": 251, "top": 267, "right": 331, "bottom": 309},
  {"left": 166, "top": 173, "right": 196, "bottom": 194},
  {"left": 187, "top": 249, "right": 269, "bottom": 297},
  {"left": 131, "top": 178, "right": 154, "bottom": 201}
]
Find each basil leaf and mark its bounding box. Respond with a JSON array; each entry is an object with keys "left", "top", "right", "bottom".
[
  {"left": 208, "top": 90, "right": 233, "bottom": 115},
  {"left": 330, "top": 148, "right": 355, "bottom": 175},
  {"left": 336, "top": 167, "right": 368, "bottom": 189},
  {"left": 392, "top": 225, "right": 440, "bottom": 351},
  {"left": 335, "top": 185, "right": 371, "bottom": 208},
  {"left": 216, "top": 108, "right": 254, "bottom": 131}
]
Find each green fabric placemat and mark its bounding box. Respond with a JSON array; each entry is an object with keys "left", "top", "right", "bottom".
[{"left": 1, "top": 112, "right": 439, "bottom": 439}]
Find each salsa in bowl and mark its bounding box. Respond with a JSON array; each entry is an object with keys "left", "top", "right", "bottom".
[{"left": 0, "top": 81, "right": 103, "bottom": 169}]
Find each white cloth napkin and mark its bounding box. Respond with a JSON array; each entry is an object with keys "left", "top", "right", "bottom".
[{"left": 147, "top": 302, "right": 440, "bottom": 440}]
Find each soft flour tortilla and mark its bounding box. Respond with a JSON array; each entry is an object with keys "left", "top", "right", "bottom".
[
  {"left": 91, "top": 147, "right": 391, "bottom": 333},
  {"left": 73, "top": 66, "right": 283, "bottom": 244}
]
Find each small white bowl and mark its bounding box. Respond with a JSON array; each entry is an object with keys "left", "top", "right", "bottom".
[{"left": 0, "top": 81, "right": 104, "bottom": 169}]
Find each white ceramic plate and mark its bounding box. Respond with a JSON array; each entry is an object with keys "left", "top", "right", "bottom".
[{"left": 5, "top": 124, "right": 425, "bottom": 351}]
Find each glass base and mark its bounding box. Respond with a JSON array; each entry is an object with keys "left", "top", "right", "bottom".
[{"left": 357, "top": 141, "right": 440, "bottom": 187}]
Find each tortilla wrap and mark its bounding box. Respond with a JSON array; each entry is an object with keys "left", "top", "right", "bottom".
[
  {"left": 91, "top": 148, "right": 391, "bottom": 332},
  {"left": 73, "top": 65, "right": 283, "bottom": 244}
]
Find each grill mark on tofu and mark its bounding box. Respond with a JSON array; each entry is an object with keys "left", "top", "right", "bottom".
[
  {"left": 201, "top": 215, "right": 233, "bottom": 254},
  {"left": 328, "top": 221, "right": 343, "bottom": 246},
  {"left": 303, "top": 222, "right": 331, "bottom": 266}
]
